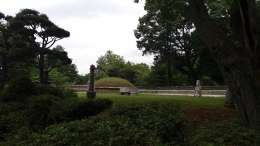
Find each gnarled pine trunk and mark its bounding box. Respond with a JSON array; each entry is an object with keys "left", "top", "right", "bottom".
[{"left": 188, "top": 0, "right": 260, "bottom": 127}]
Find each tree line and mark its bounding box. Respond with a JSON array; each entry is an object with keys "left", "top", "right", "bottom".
[
  {"left": 92, "top": 49, "right": 222, "bottom": 87},
  {"left": 134, "top": 0, "right": 260, "bottom": 127}
]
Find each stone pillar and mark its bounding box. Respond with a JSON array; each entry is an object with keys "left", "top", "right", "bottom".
[
  {"left": 194, "top": 80, "right": 202, "bottom": 97},
  {"left": 224, "top": 89, "right": 235, "bottom": 108},
  {"left": 87, "top": 65, "right": 96, "bottom": 99},
  {"left": 87, "top": 80, "right": 90, "bottom": 91}
]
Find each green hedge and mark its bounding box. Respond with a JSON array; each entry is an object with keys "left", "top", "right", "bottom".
[
  {"left": 3, "top": 104, "right": 187, "bottom": 146},
  {"left": 0, "top": 96, "right": 113, "bottom": 141},
  {"left": 190, "top": 119, "right": 260, "bottom": 146}
]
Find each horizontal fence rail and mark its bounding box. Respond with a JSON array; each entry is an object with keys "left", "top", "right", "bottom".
[
  {"left": 136, "top": 86, "right": 227, "bottom": 90},
  {"left": 67, "top": 85, "right": 227, "bottom": 95}
]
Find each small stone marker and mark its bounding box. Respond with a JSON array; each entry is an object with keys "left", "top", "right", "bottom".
[
  {"left": 194, "top": 80, "right": 202, "bottom": 97},
  {"left": 120, "top": 87, "right": 138, "bottom": 95},
  {"left": 87, "top": 64, "right": 96, "bottom": 99},
  {"left": 224, "top": 89, "right": 235, "bottom": 108}
]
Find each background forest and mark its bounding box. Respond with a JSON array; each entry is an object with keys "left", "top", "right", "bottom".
[
  {"left": 1, "top": 0, "right": 260, "bottom": 145},
  {"left": 0, "top": 3, "right": 224, "bottom": 89}
]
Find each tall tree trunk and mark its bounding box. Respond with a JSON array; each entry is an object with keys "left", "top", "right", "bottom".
[
  {"left": 187, "top": 65, "right": 196, "bottom": 86},
  {"left": 166, "top": 59, "right": 173, "bottom": 86},
  {"left": 39, "top": 53, "right": 45, "bottom": 84},
  {"left": 188, "top": 0, "right": 260, "bottom": 127},
  {"left": 44, "top": 71, "right": 49, "bottom": 84},
  {"left": 0, "top": 56, "right": 8, "bottom": 91}
]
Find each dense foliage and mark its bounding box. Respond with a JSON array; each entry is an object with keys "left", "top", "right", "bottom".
[
  {"left": 95, "top": 50, "right": 151, "bottom": 86},
  {"left": 0, "top": 9, "right": 73, "bottom": 90},
  {"left": 0, "top": 78, "right": 113, "bottom": 143},
  {"left": 1, "top": 104, "right": 187, "bottom": 145},
  {"left": 134, "top": 0, "right": 260, "bottom": 127}
]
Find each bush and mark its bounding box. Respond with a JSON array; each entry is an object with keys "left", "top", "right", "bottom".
[
  {"left": 11, "top": 104, "right": 187, "bottom": 146},
  {"left": 60, "top": 87, "right": 78, "bottom": 98},
  {"left": 35, "top": 84, "right": 78, "bottom": 99},
  {"left": 0, "top": 90, "right": 24, "bottom": 102},
  {"left": 35, "top": 84, "right": 63, "bottom": 97},
  {"left": 0, "top": 101, "right": 28, "bottom": 141},
  {"left": 191, "top": 119, "right": 260, "bottom": 146},
  {"left": 110, "top": 104, "right": 187, "bottom": 144},
  {"left": 8, "top": 77, "right": 37, "bottom": 96},
  {"left": 0, "top": 111, "right": 28, "bottom": 138},
  {"left": 0, "top": 77, "right": 37, "bottom": 102},
  {"left": 25, "top": 95, "right": 59, "bottom": 131},
  {"left": 201, "top": 75, "right": 217, "bottom": 86},
  {"left": 49, "top": 98, "right": 113, "bottom": 123}
]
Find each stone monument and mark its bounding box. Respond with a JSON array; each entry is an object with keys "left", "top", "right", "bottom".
[
  {"left": 194, "top": 80, "right": 202, "bottom": 97},
  {"left": 87, "top": 64, "right": 96, "bottom": 99},
  {"left": 224, "top": 89, "right": 235, "bottom": 108}
]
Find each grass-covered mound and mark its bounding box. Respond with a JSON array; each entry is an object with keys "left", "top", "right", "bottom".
[{"left": 95, "top": 77, "right": 135, "bottom": 87}]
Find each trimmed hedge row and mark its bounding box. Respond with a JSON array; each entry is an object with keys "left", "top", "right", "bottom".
[{"left": 2, "top": 104, "right": 187, "bottom": 146}]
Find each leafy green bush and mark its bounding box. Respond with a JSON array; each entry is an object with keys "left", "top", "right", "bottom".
[
  {"left": 110, "top": 104, "right": 187, "bottom": 144},
  {"left": 0, "top": 101, "right": 28, "bottom": 141},
  {"left": 35, "top": 84, "right": 63, "bottom": 97},
  {"left": 60, "top": 87, "right": 78, "bottom": 98},
  {"left": 35, "top": 84, "right": 77, "bottom": 99},
  {"left": 8, "top": 104, "right": 186, "bottom": 146},
  {"left": 0, "top": 111, "right": 28, "bottom": 137},
  {"left": 0, "top": 77, "right": 37, "bottom": 102},
  {"left": 0, "top": 102, "right": 29, "bottom": 141},
  {"left": 49, "top": 98, "right": 113, "bottom": 123},
  {"left": 0, "top": 77, "right": 76, "bottom": 102},
  {"left": 25, "top": 95, "right": 59, "bottom": 131},
  {"left": 201, "top": 75, "right": 217, "bottom": 86},
  {"left": 8, "top": 77, "right": 37, "bottom": 96},
  {"left": 191, "top": 119, "right": 260, "bottom": 146},
  {"left": 0, "top": 90, "right": 23, "bottom": 102}
]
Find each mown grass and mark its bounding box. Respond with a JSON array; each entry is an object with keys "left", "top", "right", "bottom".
[
  {"left": 78, "top": 92, "right": 225, "bottom": 108},
  {"left": 95, "top": 77, "right": 135, "bottom": 87}
]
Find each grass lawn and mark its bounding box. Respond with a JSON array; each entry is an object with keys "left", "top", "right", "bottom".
[
  {"left": 77, "top": 92, "right": 239, "bottom": 142},
  {"left": 78, "top": 92, "right": 239, "bottom": 133},
  {"left": 78, "top": 92, "right": 226, "bottom": 108}
]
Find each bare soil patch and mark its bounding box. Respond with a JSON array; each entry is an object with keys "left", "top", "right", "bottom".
[{"left": 184, "top": 107, "right": 239, "bottom": 139}]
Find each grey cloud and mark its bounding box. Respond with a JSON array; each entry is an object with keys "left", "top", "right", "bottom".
[{"left": 35, "top": 0, "right": 143, "bottom": 20}]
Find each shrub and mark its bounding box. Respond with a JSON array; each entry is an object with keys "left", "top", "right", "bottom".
[
  {"left": 191, "top": 119, "right": 260, "bottom": 146},
  {"left": 0, "top": 77, "right": 37, "bottom": 102},
  {"left": 5, "top": 104, "right": 186, "bottom": 146},
  {"left": 0, "top": 90, "right": 24, "bottom": 102},
  {"left": 110, "top": 104, "right": 187, "bottom": 144},
  {"left": 35, "top": 84, "right": 78, "bottom": 99},
  {"left": 49, "top": 98, "right": 113, "bottom": 123},
  {"left": 0, "top": 111, "right": 28, "bottom": 138},
  {"left": 8, "top": 77, "right": 37, "bottom": 96},
  {"left": 0, "top": 101, "right": 29, "bottom": 141},
  {"left": 201, "top": 75, "right": 217, "bottom": 86},
  {"left": 60, "top": 87, "right": 78, "bottom": 99},
  {"left": 25, "top": 95, "right": 59, "bottom": 131},
  {"left": 35, "top": 84, "right": 63, "bottom": 97}
]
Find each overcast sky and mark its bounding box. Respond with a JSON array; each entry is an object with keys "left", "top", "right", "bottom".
[{"left": 1, "top": 0, "right": 154, "bottom": 75}]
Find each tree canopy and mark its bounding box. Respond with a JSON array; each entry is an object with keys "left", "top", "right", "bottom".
[
  {"left": 9, "top": 9, "right": 70, "bottom": 84},
  {"left": 135, "top": 0, "right": 260, "bottom": 127},
  {"left": 0, "top": 9, "right": 72, "bottom": 87},
  {"left": 95, "top": 50, "right": 151, "bottom": 86}
]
